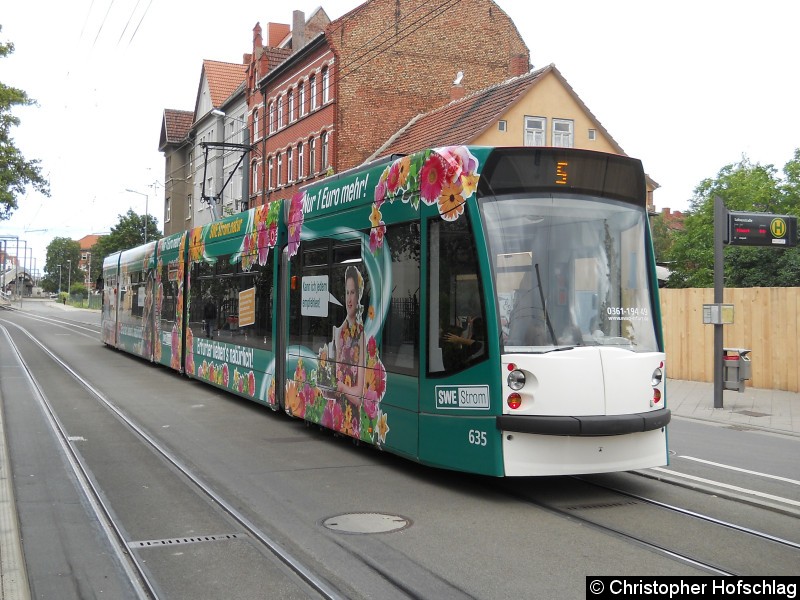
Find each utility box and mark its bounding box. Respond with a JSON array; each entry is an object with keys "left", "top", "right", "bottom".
[{"left": 723, "top": 348, "right": 751, "bottom": 393}]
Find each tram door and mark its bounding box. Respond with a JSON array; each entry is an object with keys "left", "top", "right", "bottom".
[{"left": 275, "top": 247, "right": 290, "bottom": 410}]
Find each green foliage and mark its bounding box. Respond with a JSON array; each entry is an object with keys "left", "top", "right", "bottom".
[
  {"left": 91, "top": 209, "right": 162, "bottom": 281},
  {"left": 664, "top": 150, "right": 800, "bottom": 288},
  {"left": 69, "top": 282, "right": 87, "bottom": 297},
  {"left": 0, "top": 28, "right": 50, "bottom": 220},
  {"left": 41, "top": 237, "right": 81, "bottom": 292}
]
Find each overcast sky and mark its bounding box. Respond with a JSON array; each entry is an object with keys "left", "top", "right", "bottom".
[{"left": 2, "top": 0, "right": 799, "bottom": 272}]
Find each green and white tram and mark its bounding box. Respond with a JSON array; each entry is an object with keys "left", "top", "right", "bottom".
[{"left": 102, "top": 145, "right": 670, "bottom": 476}]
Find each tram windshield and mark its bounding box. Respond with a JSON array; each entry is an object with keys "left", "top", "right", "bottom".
[{"left": 480, "top": 194, "right": 659, "bottom": 353}]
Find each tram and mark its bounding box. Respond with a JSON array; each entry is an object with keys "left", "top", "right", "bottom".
[{"left": 102, "top": 146, "right": 670, "bottom": 476}]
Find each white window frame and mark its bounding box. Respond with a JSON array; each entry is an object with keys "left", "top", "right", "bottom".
[
  {"left": 309, "top": 137, "right": 316, "bottom": 174},
  {"left": 277, "top": 96, "right": 284, "bottom": 129},
  {"left": 277, "top": 153, "right": 283, "bottom": 186},
  {"left": 553, "top": 118, "right": 574, "bottom": 148},
  {"left": 588, "top": 128, "right": 597, "bottom": 141},
  {"left": 166, "top": 198, "right": 171, "bottom": 222},
  {"left": 322, "top": 67, "right": 330, "bottom": 103},
  {"left": 287, "top": 147, "right": 294, "bottom": 183},
  {"left": 186, "top": 195, "right": 192, "bottom": 219},
  {"left": 524, "top": 116, "right": 545, "bottom": 146},
  {"left": 310, "top": 75, "right": 317, "bottom": 110},
  {"left": 299, "top": 80, "right": 306, "bottom": 116},
  {"left": 288, "top": 89, "right": 295, "bottom": 122},
  {"left": 321, "top": 131, "right": 329, "bottom": 168},
  {"left": 267, "top": 159, "right": 273, "bottom": 190},
  {"left": 297, "top": 142, "right": 304, "bottom": 179},
  {"left": 268, "top": 102, "right": 275, "bottom": 134}
]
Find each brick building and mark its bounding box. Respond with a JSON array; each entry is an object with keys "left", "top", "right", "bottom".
[{"left": 253, "top": 0, "right": 530, "bottom": 206}]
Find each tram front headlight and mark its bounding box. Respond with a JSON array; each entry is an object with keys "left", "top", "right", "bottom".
[
  {"left": 507, "top": 369, "right": 526, "bottom": 391},
  {"left": 651, "top": 364, "right": 664, "bottom": 387}
]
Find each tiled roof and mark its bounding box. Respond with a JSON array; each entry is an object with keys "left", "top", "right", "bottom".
[
  {"left": 370, "top": 66, "right": 551, "bottom": 159},
  {"left": 76, "top": 234, "right": 101, "bottom": 250},
  {"left": 370, "top": 64, "right": 625, "bottom": 159},
  {"left": 203, "top": 60, "right": 247, "bottom": 107},
  {"left": 163, "top": 109, "right": 193, "bottom": 144},
  {"left": 264, "top": 47, "right": 292, "bottom": 71}
]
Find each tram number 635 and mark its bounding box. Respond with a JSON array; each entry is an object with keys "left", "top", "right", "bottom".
[{"left": 468, "top": 429, "right": 487, "bottom": 447}]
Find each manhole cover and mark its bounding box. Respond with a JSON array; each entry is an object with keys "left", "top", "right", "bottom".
[{"left": 321, "top": 512, "right": 411, "bottom": 534}]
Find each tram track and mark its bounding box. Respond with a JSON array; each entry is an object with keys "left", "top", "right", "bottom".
[
  {"left": 1, "top": 318, "right": 348, "bottom": 600},
  {"left": 498, "top": 473, "right": 800, "bottom": 577}
]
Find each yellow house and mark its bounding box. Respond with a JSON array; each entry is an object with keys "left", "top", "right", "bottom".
[{"left": 369, "top": 63, "right": 659, "bottom": 211}]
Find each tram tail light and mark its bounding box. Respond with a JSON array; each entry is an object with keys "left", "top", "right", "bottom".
[
  {"left": 652, "top": 389, "right": 662, "bottom": 404},
  {"left": 651, "top": 361, "right": 664, "bottom": 407},
  {"left": 507, "top": 393, "right": 522, "bottom": 410}
]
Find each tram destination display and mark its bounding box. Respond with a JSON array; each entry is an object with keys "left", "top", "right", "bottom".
[{"left": 726, "top": 211, "right": 797, "bottom": 247}]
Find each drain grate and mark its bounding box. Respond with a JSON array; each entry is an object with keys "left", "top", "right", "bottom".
[{"left": 129, "top": 533, "right": 242, "bottom": 548}]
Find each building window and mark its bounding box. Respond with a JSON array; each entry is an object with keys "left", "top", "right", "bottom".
[
  {"left": 299, "top": 80, "right": 306, "bottom": 116},
  {"left": 297, "top": 142, "right": 304, "bottom": 179},
  {"left": 524, "top": 116, "right": 545, "bottom": 146},
  {"left": 309, "top": 137, "right": 316, "bottom": 174},
  {"left": 268, "top": 158, "right": 273, "bottom": 189},
  {"left": 498, "top": 120, "right": 507, "bottom": 132},
  {"left": 322, "top": 66, "right": 330, "bottom": 103},
  {"left": 553, "top": 119, "right": 574, "bottom": 147},
  {"left": 187, "top": 194, "right": 193, "bottom": 218},
  {"left": 287, "top": 147, "right": 294, "bottom": 183},
  {"left": 253, "top": 110, "right": 260, "bottom": 141},
  {"left": 310, "top": 75, "right": 317, "bottom": 110},
  {"left": 269, "top": 102, "right": 275, "bottom": 134},
  {"left": 588, "top": 128, "right": 597, "bottom": 141},
  {"left": 277, "top": 96, "right": 284, "bottom": 129},
  {"left": 321, "top": 131, "right": 329, "bottom": 168},
  {"left": 288, "top": 89, "right": 295, "bottom": 122},
  {"left": 277, "top": 153, "right": 283, "bottom": 186},
  {"left": 166, "top": 198, "right": 171, "bottom": 222}
]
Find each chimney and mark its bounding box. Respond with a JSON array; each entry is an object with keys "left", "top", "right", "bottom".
[
  {"left": 267, "top": 22, "right": 290, "bottom": 47},
  {"left": 253, "top": 22, "right": 263, "bottom": 52},
  {"left": 292, "top": 11, "right": 305, "bottom": 53},
  {"left": 509, "top": 54, "right": 529, "bottom": 77}
]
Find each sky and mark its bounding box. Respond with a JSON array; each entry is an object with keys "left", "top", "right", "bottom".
[{"left": 2, "top": 0, "right": 799, "bottom": 274}]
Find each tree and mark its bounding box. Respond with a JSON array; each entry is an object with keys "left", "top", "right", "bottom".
[
  {"left": 41, "top": 237, "right": 81, "bottom": 293},
  {"left": 665, "top": 151, "right": 800, "bottom": 288},
  {"left": 91, "top": 209, "right": 162, "bottom": 282},
  {"left": 0, "top": 28, "right": 50, "bottom": 220}
]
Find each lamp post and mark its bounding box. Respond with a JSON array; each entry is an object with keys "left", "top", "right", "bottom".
[
  {"left": 67, "top": 259, "right": 72, "bottom": 297},
  {"left": 58, "top": 264, "right": 62, "bottom": 295},
  {"left": 125, "top": 188, "right": 149, "bottom": 244}
]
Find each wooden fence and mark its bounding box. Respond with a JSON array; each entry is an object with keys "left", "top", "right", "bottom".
[{"left": 659, "top": 287, "right": 800, "bottom": 391}]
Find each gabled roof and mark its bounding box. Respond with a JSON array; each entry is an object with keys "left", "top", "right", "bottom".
[
  {"left": 369, "top": 64, "right": 626, "bottom": 160},
  {"left": 76, "top": 234, "right": 101, "bottom": 250},
  {"left": 163, "top": 109, "right": 193, "bottom": 143},
  {"left": 201, "top": 60, "right": 248, "bottom": 108},
  {"left": 159, "top": 109, "right": 193, "bottom": 152}
]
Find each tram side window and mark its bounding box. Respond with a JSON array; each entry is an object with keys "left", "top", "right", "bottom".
[
  {"left": 427, "top": 216, "right": 487, "bottom": 375},
  {"left": 160, "top": 263, "right": 179, "bottom": 324},
  {"left": 288, "top": 240, "right": 370, "bottom": 360},
  {"left": 189, "top": 253, "right": 274, "bottom": 349},
  {"left": 381, "top": 223, "right": 420, "bottom": 376}
]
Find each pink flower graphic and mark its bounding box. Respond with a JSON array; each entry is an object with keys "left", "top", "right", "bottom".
[{"left": 420, "top": 153, "right": 447, "bottom": 205}]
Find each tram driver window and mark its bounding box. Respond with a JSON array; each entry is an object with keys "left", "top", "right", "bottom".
[{"left": 427, "top": 217, "right": 487, "bottom": 375}]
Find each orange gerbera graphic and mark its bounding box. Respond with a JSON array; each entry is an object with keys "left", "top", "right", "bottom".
[{"left": 438, "top": 181, "right": 465, "bottom": 221}]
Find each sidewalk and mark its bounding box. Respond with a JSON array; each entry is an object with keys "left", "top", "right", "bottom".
[{"left": 667, "top": 378, "right": 800, "bottom": 436}]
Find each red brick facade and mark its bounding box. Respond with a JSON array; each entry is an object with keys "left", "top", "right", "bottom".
[{"left": 252, "top": 0, "right": 530, "bottom": 207}]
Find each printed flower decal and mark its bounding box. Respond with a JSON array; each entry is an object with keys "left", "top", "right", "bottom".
[
  {"left": 369, "top": 145, "right": 480, "bottom": 254},
  {"left": 287, "top": 192, "right": 305, "bottom": 259}
]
